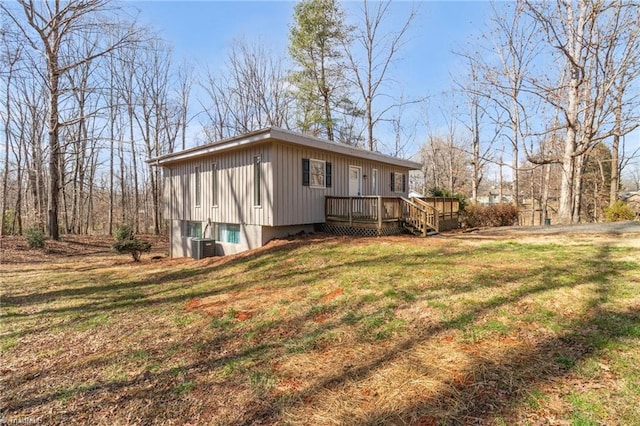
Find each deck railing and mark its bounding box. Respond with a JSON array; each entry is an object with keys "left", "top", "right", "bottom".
[
  {"left": 413, "top": 197, "right": 459, "bottom": 221},
  {"left": 325, "top": 196, "right": 459, "bottom": 235},
  {"left": 325, "top": 196, "right": 401, "bottom": 227}
]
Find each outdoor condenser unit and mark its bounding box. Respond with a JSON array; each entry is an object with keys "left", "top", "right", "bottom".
[{"left": 191, "top": 238, "right": 216, "bottom": 260}]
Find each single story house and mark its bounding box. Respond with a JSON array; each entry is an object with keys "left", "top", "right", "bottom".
[{"left": 149, "top": 127, "right": 423, "bottom": 258}]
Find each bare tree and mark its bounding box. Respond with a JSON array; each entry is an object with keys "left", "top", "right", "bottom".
[
  {"left": 454, "top": 61, "right": 502, "bottom": 205},
  {"left": 132, "top": 38, "right": 180, "bottom": 234},
  {"left": 1, "top": 0, "right": 139, "bottom": 239},
  {"left": 420, "top": 132, "right": 470, "bottom": 196},
  {"left": 522, "top": 0, "right": 640, "bottom": 223},
  {"left": 200, "top": 39, "right": 294, "bottom": 141},
  {"left": 343, "top": 0, "right": 417, "bottom": 151},
  {"left": 607, "top": 5, "right": 640, "bottom": 206},
  {"left": 176, "top": 60, "right": 193, "bottom": 151},
  {"left": 0, "top": 25, "right": 23, "bottom": 236}
]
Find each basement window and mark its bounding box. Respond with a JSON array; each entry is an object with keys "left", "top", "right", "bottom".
[
  {"left": 218, "top": 223, "right": 240, "bottom": 244},
  {"left": 182, "top": 221, "right": 202, "bottom": 238}
]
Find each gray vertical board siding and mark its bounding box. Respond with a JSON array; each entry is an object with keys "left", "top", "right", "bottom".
[
  {"left": 161, "top": 168, "right": 171, "bottom": 219},
  {"left": 271, "top": 142, "right": 411, "bottom": 226},
  {"left": 165, "top": 143, "right": 273, "bottom": 227}
]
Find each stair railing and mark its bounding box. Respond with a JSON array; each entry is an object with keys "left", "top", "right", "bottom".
[
  {"left": 400, "top": 197, "right": 437, "bottom": 236},
  {"left": 411, "top": 197, "right": 440, "bottom": 233}
]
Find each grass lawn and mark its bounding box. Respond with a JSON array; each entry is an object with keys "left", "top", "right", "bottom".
[{"left": 1, "top": 232, "right": 639, "bottom": 425}]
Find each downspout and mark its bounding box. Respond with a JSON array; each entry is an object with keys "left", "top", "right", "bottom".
[{"left": 203, "top": 219, "right": 211, "bottom": 239}]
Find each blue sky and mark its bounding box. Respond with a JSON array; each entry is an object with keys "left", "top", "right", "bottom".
[
  {"left": 133, "top": 1, "right": 491, "bottom": 98},
  {"left": 129, "top": 1, "right": 639, "bottom": 173},
  {"left": 131, "top": 1, "right": 492, "bottom": 154}
]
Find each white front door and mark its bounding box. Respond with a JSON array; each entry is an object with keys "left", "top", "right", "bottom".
[{"left": 349, "top": 166, "right": 362, "bottom": 196}]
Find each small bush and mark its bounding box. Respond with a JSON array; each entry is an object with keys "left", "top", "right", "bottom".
[
  {"left": 491, "top": 203, "right": 520, "bottom": 226},
  {"left": 603, "top": 201, "right": 635, "bottom": 222},
  {"left": 111, "top": 224, "right": 151, "bottom": 262},
  {"left": 25, "top": 227, "right": 45, "bottom": 249},
  {"left": 463, "top": 203, "right": 519, "bottom": 228},
  {"left": 112, "top": 239, "right": 152, "bottom": 262},
  {"left": 113, "top": 224, "right": 135, "bottom": 242}
]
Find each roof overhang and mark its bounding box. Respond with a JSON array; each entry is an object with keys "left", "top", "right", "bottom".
[{"left": 147, "top": 127, "right": 422, "bottom": 170}]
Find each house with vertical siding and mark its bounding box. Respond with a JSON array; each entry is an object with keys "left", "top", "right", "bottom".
[{"left": 149, "top": 127, "right": 422, "bottom": 258}]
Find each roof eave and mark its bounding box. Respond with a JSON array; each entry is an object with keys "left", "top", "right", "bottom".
[{"left": 148, "top": 127, "right": 422, "bottom": 170}]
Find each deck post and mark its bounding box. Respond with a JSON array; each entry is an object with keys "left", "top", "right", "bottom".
[
  {"left": 422, "top": 210, "right": 427, "bottom": 236},
  {"left": 349, "top": 198, "right": 353, "bottom": 226},
  {"left": 377, "top": 196, "right": 383, "bottom": 235},
  {"left": 325, "top": 196, "right": 328, "bottom": 221}
]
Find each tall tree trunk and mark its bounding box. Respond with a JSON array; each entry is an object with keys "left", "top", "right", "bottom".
[
  {"left": 119, "top": 135, "right": 126, "bottom": 224},
  {"left": 572, "top": 154, "right": 585, "bottom": 223},
  {"left": 108, "top": 116, "right": 115, "bottom": 235},
  {"left": 530, "top": 170, "right": 535, "bottom": 226},
  {"left": 541, "top": 163, "right": 551, "bottom": 225},
  {"left": 128, "top": 104, "right": 140, "bottom": 233},
  {"left": 366, "top": 97, "right": 373, "bottom": 151},
  {"left": 48, "top": 66, "right": 61, "bottom": 239},
  {"left": 558, "top": 74, "right": 579, "bottom": 224},
  {"left": 1, "top": 77, "right": 11, "bottom": 237},
  {"left": 471, "top": 96, "right": 480, "bottom": 204},
  {"left": 609, "top": 90, "right": 622, "bottom": 206}
]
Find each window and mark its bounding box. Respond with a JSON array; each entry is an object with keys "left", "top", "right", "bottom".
[
  {"left": 254, "top": 155, "right": 261, "bottom": 207},
  {"left": 302, "top": 158, "right": 332, "bottom": 188},
  {"left": 310, "top": 159, "right": 325, "bottom": 187},
  {"left": 372, "top": 169, "right": 379, "bottom": 195},
  {"left": 218, "top": 223, "right": 240, "bottom": 244},
  {"left": 391, "top": 172, "right": 406, "bottom": 193},
  {"left": 195, "top": 166, "right": 201, "bottom": 206},
  {"left": 182, "top": 221, "right": 202, "bottom": 238},
  {"left": 211, "top": 162, "right": 218, "bottom": 207}
]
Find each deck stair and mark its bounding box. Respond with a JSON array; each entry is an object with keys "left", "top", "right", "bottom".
[
  {"left": 400, "top": 197, "right": 440, "bottom": 236},
  {"left": 324, "top": 196, "right": 455, "bottom": 236}
]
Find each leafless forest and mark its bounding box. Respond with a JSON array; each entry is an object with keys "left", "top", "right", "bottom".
[{"left": 1, "top": 0, "right": 639, "bottom": 239}]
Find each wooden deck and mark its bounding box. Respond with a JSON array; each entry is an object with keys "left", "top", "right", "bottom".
[{"left": 324, "top": 196, "right": 460, "bottom": 236}]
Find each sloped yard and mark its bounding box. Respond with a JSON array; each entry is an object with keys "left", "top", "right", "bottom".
[{"left": 1, "top": 232, "right": 639, "bottom": 425}]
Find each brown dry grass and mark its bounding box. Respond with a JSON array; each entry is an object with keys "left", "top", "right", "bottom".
[{"left": 1, "top": 231, "right": 639, "bottom": 425}]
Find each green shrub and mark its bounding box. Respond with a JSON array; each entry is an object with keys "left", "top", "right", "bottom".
[
  {"left": 112, "top": 239, "right": 152, "bottom": 262},
  {"left": 25, "top": 227, "right": 45, "bottom": 249},
  {"left": 111, "top": 224, "right": 151, "bottom": 262},
  {"left": 603, "top": 201, "right": 635, "bottom": 222},
  {"left": 427, "top": 188, "right": 467, "bottom": 211},
  {"left": 463, "top": 203, "right": 519, "bottom": 228},
  {"left": 113, "top": 223, "right": 134, "bottom": 241}
]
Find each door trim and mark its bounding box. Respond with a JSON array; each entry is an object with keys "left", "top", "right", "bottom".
[{"left": 349, "top": 165, "right": 362, "bottom": 197}]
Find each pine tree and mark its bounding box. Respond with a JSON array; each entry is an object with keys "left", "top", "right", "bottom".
[{"left": 288, "top": 0, "right": 350, "bottom": 141}]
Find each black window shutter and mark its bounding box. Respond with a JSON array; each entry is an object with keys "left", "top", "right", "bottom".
[
  {"left": 325, "top": 162, "right": 332, "bottom": 188},
  {"left": 390, "top": 172, "right": 395, "bottom": 191},
  {"left": 402, "top": 174, "right": 406, "bottom": 192},
  {"left": 302, "top": 158, "right": 310, "bottom": 186}
]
